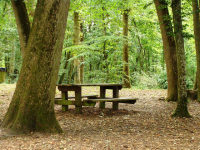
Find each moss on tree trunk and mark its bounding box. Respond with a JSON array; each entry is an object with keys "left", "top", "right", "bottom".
[
  {"left": 171, "top": 0, "right": 192, "bottom": 118},
  {"left": 1, "top": 0, "right": 70, "bottom": 134}
]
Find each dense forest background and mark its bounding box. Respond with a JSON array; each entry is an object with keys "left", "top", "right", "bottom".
[{"left": 0, "top": 0, "right": 196, "bottom": 89}]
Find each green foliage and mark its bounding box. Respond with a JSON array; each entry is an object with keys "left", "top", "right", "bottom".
[
  {"left": 156, "top": 70, "right": 168, "bottom": 89},
  {"left": 0, "top": 0, "right": 197, "bottom": 89},
  {"left": 131, "top": 72, "right": 159, "bottom": 89}
]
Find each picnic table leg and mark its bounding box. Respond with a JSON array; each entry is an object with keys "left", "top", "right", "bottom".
[
  {"left": 62, "top": 91, "right": 68, "bottom": 112},
  {"left": 100, "top": 86, "right": 106, "bottom": 109},
  {"left": 112, "top": 87, "right": 119, "bottom": 110},
  {"left": 75, "top": 87, "right": 82, "bottom": 114}
]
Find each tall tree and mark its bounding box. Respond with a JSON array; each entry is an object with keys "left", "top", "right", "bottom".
[
  {"left": 102, "top": 4, "right": 109, "bottom": 82},
  {"left": 123, "top": 8, "right": 131, "bottom": 88},
  {"left": 80, "top": 22, "right": 84, "bottom": 83},
  {"left": 171, "top": 0, "right": 192, "bottom": 118},
  {"left": 1, "top": 0, "right": 70, "bottom": 134},
  {"left": 192, "top": 0, "right": 200, "bottom": 101},
  {"left": 73, "top": 11, "right": 81, "bottom": 84},
  {"left": 154, "top": 0, "right": 178, "bottom": 101}
]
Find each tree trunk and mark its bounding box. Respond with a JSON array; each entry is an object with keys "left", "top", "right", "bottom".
[
  {"left": 80, "top": 22, "right": 84, "bottom": 84},
  {"left": 171, "top": 0, "right": 192, "bottom": 118},
  {"left": 10, "top": 41, "right": 16, "bottom": 81},
  {"left": 1, "top": 0, "right": 70, "bottom": 134},
  {"left": 192, "top": 0, "right": 200, "bottom": 101},
  {"left": 101, "top": 6, "right": 109, "bottom": 82},
  {"left": 73, "top": 11, "right": 81, "bottom": 84},
  {"left": 133, "top": 18, "right": 143, "bottom": 73},
  {"left": 154, "top": 0, "right": 178, "bottom": 101},
  {"left": 123, "top": 9, "right": 131, "bottom": 88},
  {"left": 11, "top": 0, "right": 30, "bottom": 58}
]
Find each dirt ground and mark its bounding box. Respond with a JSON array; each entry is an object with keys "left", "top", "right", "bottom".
[{"left": 0, "top": 84, "right": 200, "bottom": 150}]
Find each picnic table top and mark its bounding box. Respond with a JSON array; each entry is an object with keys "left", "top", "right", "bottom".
[{"left": 57, "top": 83, "right": 123, "bottom": 87}]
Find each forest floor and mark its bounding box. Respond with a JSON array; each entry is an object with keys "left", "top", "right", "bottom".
[{"left": 0, "top": 84, "right": 200, "bottom": 149}]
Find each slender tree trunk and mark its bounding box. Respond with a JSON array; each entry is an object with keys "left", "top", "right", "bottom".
[
  {"left": 154, "top": 0, "right": 178, "bottom": 101},
  {"left": 171, "top": 0, "right": 192, "bottom": 118},
  {"left": 123, "top": 9, "right": 131, "bottom": 88},
  {"left": 80, "top": 22, "right": 84, "bottom": 83},
  {"left": 101, "top": 5, "right": 109, "bottom": 82},
  {"left": 192, "top": 0, "right": 200, "bottom": 100},
  {"left": 73, "top": 11, "right": 81, "bottom": 84},
  {"left": 1, "top": 0, "right": 70, "bottom": 134},
  {"left": 10, "top": 41, "right": 16, "bottom": 81},
  {"left": 11, "top": 0, "right": 30, "bottom": 58},
  {"left": 133, "top": 18, "right": 143, "bottom": 73}
]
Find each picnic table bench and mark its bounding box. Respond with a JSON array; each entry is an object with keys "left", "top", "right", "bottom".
[
  {"left": 55, "top": 83, "right": 138, "bottom": 114},
  {"left": 83, "top": 97, "right": 138, "bottom": 104}
]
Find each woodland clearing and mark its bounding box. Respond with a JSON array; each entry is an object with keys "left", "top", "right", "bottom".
[{"left": 0, "top": 84, "right": 200, "bottom": 149}]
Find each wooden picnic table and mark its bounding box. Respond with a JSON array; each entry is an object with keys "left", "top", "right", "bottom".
[{"left": 55, "top": 83, "right": 138, "bottom": 114}]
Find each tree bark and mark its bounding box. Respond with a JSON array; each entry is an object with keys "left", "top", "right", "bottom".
[
  {"left": 192, "top": 0, "right": 200, "bottom": 101},
  {"left": 123, "top": 9, "right": 131, "bottom": 88},
  {"left": 11, "top": 0, "right": 30, "bottom": 58},
  {"left": 73, "top": 11, "right": 81, "bottom": 84},
  {"left": 80, "top": 22, "right": 84, "bottom": 84},
  {"left": 171, "top": 0, "right": 192, "bottom": 118},
  {"left": 1, "top": 0, "right": 70, "bottom": 134},
  {"left": 154, "top": 0, "right": 178, "bottom": 101}
]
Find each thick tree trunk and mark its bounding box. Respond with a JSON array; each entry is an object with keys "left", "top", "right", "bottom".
[
  {"left": 1, "top": 0, "right": 70, "bottom": 134},
  {"left": 73, "top": 11, "right": 81, "bottom": 84},
  {"left": 154, "top": 0, "right": 178, "bottom": 101},
  {"left": 123, "top": 9, "right": 131, "bottom": 88},
  {"left": 192, "top": 0, "right": 200, "bottom": 101},
  {"left": 11, "top": 0, "right": 30, "bottom": 58},
  {"left": 171, "top": 0, "right": 192, "bottom": 118}
]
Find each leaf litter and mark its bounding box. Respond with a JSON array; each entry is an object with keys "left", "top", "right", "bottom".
[{"left": 0, "top": 84, "right": 200, "bottom": 149}]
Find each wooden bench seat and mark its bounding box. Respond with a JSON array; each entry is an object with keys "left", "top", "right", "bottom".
[
  {"left": 55, "top": 95, "right": 98, "bottom": 100},
  {"left": 84, "top": 97, "right": 138, "bottom": 104}
]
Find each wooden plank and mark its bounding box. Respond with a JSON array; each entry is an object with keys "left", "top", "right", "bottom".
[
  {"left": 54, "top": 100, "right": 96, "bottom": 106},
  {"left": 84, "top": 98, "right": 138, "bottom": 102},
  {"left": 55, "top": 95, "right": 98, "bottom": 100},
  {"left": 73, "top": 83, "right": 123, "bottom": 86},
  {"left": 116, "top": 100, "right": 136, "bottom": 104},
  {"left": 100, "top": 86, "right": 106, "bottom": 109},
  {"left": 58, "top": 86, "right": 81, "bottom": 91},
  {"left": 57, "top": 83, "right": 123, "bottom": 87}
]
